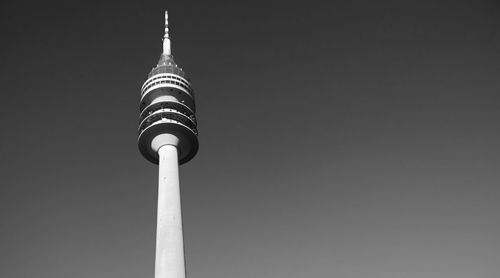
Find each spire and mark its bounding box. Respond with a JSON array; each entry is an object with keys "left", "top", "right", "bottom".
[
  {"left": 163, "top": 10, "right": 171, "bottom": 56},
  {"left": 153, "top": 10, "right": 183, "bottom": 75}
]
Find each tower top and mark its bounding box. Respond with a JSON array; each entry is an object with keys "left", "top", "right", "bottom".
[
  {"left": 163, "top": 10, "right": 171, "bottom": 56},
  {"left": 139, "top": 9, "right": 198, "bottom": 165},
  {"left": 151, "top": 10, "right": 186, "bottom": 78}
]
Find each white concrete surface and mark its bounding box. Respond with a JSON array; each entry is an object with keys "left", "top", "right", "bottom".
[
  {"left": 155, "top": 144, "right": 185, "bottom": 278},
  {"left": 151, "top": 95, "right": 179, "bottom": 105},
  {"left": 151, "top": 134, "right": 179, "bottom": 153}
]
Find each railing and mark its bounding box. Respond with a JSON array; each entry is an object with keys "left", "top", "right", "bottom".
[
  {"left": 141, "top": 78, "right": 192, "bottom": 97},
  {"left": 138, "top": 111, "right": 197, "bottom": 135},
  {"left": 140, "top": 101, "right": 195, "bottom": 122},
  {"left": 142, "top": 73, "right": 192, "bottom": 92},
  {"left": 148, "top": 65, "right": 186, "bottom": 78}
]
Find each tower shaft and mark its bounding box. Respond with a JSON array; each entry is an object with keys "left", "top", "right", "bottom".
[{"left": 155, "top": 145, "right": 185, "bottom": 278}]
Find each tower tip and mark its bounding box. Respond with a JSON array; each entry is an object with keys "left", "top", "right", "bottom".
[
  {"left": 164, "top": 10, "right": 168, "bottom": 34},
  {"left": 163, "top": 10, "right": 171, "bottom": 55}
]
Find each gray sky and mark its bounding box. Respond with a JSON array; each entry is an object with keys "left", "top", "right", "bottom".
[{"left": 1, "top": 1, "right": 499, "bottom": 278}]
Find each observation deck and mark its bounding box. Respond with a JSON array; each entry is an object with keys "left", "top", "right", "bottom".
[{"left": 138, "top": 53, "right": 198, "bottom": 164}]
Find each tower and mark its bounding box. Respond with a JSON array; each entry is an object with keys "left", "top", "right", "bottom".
[{"left": 138, "top": 11, "right": 198, "bottom": 278}]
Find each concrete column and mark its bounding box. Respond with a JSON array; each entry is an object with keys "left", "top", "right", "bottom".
[{"left": 155, "top": 145, "right": 185, "bottom": 278}]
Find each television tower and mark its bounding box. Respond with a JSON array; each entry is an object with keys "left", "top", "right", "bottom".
[{"left": 138, "top": 11, "right": 198, "bottom": 278}]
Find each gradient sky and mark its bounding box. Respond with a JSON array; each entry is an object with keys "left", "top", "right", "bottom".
[{"left": 1, "top": 1, "right": 500, "bottom": 278}]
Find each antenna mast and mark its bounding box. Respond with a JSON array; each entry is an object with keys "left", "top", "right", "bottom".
[{"left": 163, "top": 11, "right": 171, "bottom": 56}]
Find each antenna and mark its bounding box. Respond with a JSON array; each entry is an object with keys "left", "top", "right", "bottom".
[{"left": 163, "top": 10, "right": 171, "bottom": 56}]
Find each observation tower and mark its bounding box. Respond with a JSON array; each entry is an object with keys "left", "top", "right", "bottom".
[{"left": 138, "top": 11, "right": 198, "bottom": 278}]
